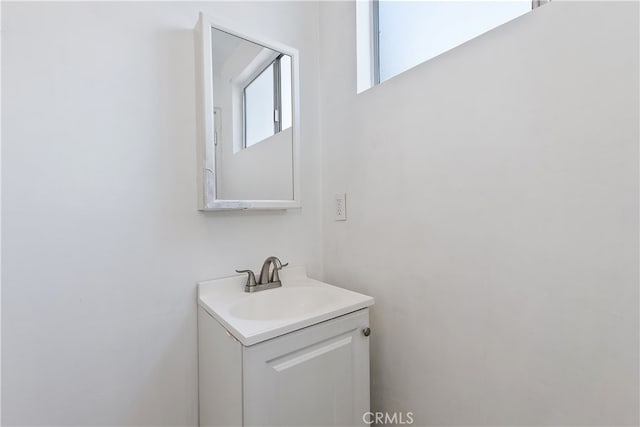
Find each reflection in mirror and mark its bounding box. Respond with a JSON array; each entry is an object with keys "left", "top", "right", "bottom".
[{"left": 211, "top": 28, "right": 294, "bottom": 201}]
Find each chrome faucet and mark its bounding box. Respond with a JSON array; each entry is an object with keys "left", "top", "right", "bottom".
[{"left": 236, "top": 256, "right": 288, "bottom": 293}]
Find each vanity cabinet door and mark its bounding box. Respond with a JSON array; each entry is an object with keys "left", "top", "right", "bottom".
[{"left": 242, "top": 309, "right": 370, "bottom": 427}]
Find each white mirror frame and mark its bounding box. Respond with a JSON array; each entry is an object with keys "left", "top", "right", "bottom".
[{"left": 195, "top": 12, "right": 301, "bottom": 211}]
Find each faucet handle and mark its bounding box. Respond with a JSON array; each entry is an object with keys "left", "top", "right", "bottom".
[
  {"left": 235, "top": 269, "right": 257, "bottom": 290},
  {"left": 269, "top": 261, "right": 289, "bottom": 283}
]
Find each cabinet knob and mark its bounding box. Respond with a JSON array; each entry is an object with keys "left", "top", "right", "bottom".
[{"left": 362, "top": 327, "right": 371, "bottom": 337}]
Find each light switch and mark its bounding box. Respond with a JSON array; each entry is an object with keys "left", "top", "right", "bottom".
[{"left": 335, "top": 193, "right": 346, "bottom": 221}]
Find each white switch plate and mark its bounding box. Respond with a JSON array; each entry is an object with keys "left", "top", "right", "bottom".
[{"left": 335, "top": 193, "right": 346, "bottom": 221}]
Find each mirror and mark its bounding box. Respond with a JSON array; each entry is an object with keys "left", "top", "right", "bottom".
[{"left": 195, "top": 14, "right": 300, "bottom": 210}]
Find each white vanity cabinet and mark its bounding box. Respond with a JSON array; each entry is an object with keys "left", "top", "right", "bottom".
[
  {"left": 198, "top": 307, "right": 371, "bottom": 427},
  {"left": 197, "top": 267, "right": 374, "bottom": 427}
]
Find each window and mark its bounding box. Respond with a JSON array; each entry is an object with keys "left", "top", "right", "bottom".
[
  {"left": 357, "top": 0, "right": 547, "bottom": 90},
  {"left": 243, "top": 54, "right": 292, "bottom": 148}
]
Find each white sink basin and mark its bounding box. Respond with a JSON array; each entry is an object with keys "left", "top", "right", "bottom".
[
  {"left": 198, "top": 266, "right": 374, "bottom": 346},
  {"left": 229, "top": 287, "right": 342, "bottom": 321}
]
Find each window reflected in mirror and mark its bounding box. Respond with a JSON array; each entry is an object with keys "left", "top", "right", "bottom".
[{"left": 243, "top": 55, "right": 292, "bottom": 148}]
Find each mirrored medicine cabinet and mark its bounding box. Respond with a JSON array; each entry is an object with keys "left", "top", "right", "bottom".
[{"left": 194, "top": 13, "right": 301, "bottom": 211}]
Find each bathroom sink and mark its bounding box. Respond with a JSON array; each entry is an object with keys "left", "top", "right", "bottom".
[
  {"left": 229, "top": 287, "right": 342, "bottom": 321},
  {"left": 198, "top": 266, "right": 374, "bottom": 345}
]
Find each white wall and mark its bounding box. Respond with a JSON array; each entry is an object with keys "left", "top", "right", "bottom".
[
  {"left": 220, "top": 128, "right": 294, "bottom": 200},
  {"left": 319, "top": 1, "right": 638, "bottom": 425},
  {"left": 1, "top": 1, "right": 321, "bottom": 425},
  {"left": 0, "top": 2, "right": 3, "bottom": 422}
]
